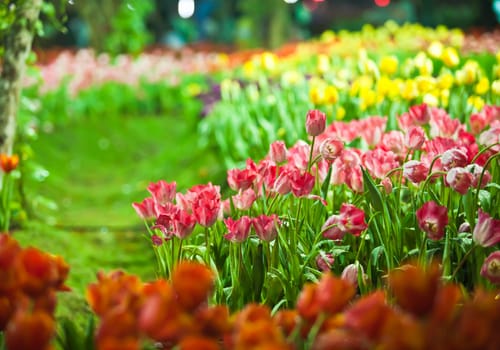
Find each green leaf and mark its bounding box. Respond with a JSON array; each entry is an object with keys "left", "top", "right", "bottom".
[{"left": 362, "top": 167, "right": 384, "bottom": 212}]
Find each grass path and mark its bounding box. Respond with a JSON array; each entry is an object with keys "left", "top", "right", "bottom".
[{"left": 14, "top": 112, "right": 225, "bottom": 327}]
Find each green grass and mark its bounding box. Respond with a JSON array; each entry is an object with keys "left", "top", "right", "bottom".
[{"left": 12, "top": 111, "right": 226, "bottom": 332}]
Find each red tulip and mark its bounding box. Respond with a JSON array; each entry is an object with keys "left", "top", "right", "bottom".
[
  {"left": 253, "top": 214, "right": 280, "bottom": 242},
  {"left": 269, "top": 141, "right": 287, "bottom": 163},
  {"left": 147, "top": 180, "right": 176, "bottom": 206},
  {"left": 416, "top": 201, "right": 448, "bottom": 240}
]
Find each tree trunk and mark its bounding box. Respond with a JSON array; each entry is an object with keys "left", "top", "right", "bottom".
[{"left": 0, "top": 0, "right": 42, "bottom": 187}]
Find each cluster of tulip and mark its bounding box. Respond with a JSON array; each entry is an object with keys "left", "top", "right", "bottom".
[
  {"left": 0, "top": 233, "right": 70, "bottom": 349},
  {"left": 86, "top": 260, "right": 500, "bottom": 350}
]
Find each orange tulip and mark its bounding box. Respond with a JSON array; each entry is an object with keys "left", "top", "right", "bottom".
[{"left": 0, "top": 153, "right": 19, "bottom": 173}]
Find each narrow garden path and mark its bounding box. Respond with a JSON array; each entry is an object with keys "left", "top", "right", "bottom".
[{"left": 14, "top": 112, "right": 224, "bottom": 326}]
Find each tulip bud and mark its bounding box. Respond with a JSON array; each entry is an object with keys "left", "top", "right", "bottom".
[{"left": 305, "top": 109, "right": 326, "bottom": 136}]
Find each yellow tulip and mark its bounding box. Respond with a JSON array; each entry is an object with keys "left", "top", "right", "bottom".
[
  {"left": 379, "top": 55, "right": 399, "bottom": 75},
  {"left": 324, "top": 85, "right": 339, "bottom": 104},
  {"left": 401, "top": 79, "right": 419, "bottom": 101},
  {"left": 441, "top": 47, "right": 460, "bottom": 67},
  {"left": 423, "top": 92, "right": 439, "bottom": 107},
  {"left": 317, "top": 54, "right": 331, "bottom": 74},
  {"left": 336, "top": 106, "right": 346, "bottom": 120},
  {"left": 427, "top": 41, "right": 443, "bottom": 59},
  {"left": 467, "top": 95, "right": 485, "bottom": 111},
  {"left": 437, "top": 72, "right": 454, "bottom": 90},
  {"left": 474, "top": 77, "right": 490, "bottom": 95},
  {"left": 261, "top": 52, "right": 277, "bottom": 71},
  {"left": 492, "top": 80, "right": 500, "bottom": 95},
  {"left": 416, "top": 76, "right": 436, "bottom": 93}
]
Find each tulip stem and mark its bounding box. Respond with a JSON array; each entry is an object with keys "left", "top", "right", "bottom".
[
  {"left": 451, "top": 245, "right": 476, "bottom": 282},
  {"left": 307, "top": 136, "right": 316, "bottom": 173}
]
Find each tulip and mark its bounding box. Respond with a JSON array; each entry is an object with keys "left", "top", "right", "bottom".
[
  {"left": 132, "top": 197, "right": 157, "bottom": 220},
  {"left": 416, "top": 201, "right": 448, "bottom": 240},
  {"left": 404, "top": 126, "right": 426, "bottom": 150},
  {"left": 147, "top": 180, "right": 176, "bottom": 206},
  {"left": 319, "top": 137, "right": 344, "bottom": 162},
  {"left": 269, "top": 141, "right": 287, "bottom": 163},
  {"left": 403, "top": 160, "right": 429, "bottom": 184},
  {"left": 0, "top": 154, "right": 19, "bottom": 173},
  {"left": 445, "top": 167, "right": 472, "bottom": 194},
  {"left": 316, "top": 252, "right": 335, "bottom": 272},
  {"left": 253, "top": 214, "right": 280, "bottom": 242},
  {"left": 223, "top": 216, "right": 252, "bottom": 243},
  {"left": 305, "top": 109, "right": 326, "bottom": 136},
  {"left": 472, "top": 209, "right": 500, "bottom": 247},
  {"left": 441, "top": 148, "right": 468, "bottom": 171},
  {"left": 480, "top": 251, "right": 500, "bottom": 284}
]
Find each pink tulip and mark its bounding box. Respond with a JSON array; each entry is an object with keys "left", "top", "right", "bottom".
[
  {"left": 416, "top": 201, "right": 448, "bottom": 240},
  {"left": 191, "top": 183, "right": 221, "bottom": 227},
  {"left": 305, "top": 109, "right": 326, "bottom": 136},
  {"left": 404, "top": 126, "right": 426, "bottom": 150},
  {"left": 232, "top": 188, "right": 257, "bottom": 211},
  {"left": 379, "top": 130, "right": 406, "bottom": 156},
  {"left": 480, "top": 251, "right": 500, "bottom": 284},
  {"left": 381, "top": 177, "right": 393, "bottom": 194},
  {"left": 362, "top": 149, "right": 399, "bottom": 180},
  {"left": 289, "top": 169, "right": 315, "bottom": 197},
  {"left": 341, "top": 263, "right": 365, "bottom": 288},
  {"left": 473, "top": 209, "right": 500, "bottom": 247},
  {"left": 269, "top": 141, "right": 287, "bottom": 163},
  {"left": 273, "top": 168, "right": 293, "bottom": 195},
  {"left": 441, "top": 148, "right": 468, "bottom": 171},
  {"left": 224, "top": 216, "right": 252, "bottom": 243},
  {"left": 147, "top": 180, "right": 176, "bottom": 206},
  {"left": 465, "top": 164, "right": 491, "bottom": 189},
  {"left": 403, "top": 160, "right": 429, "bottom": 184},
  {"left": 319, "top": 137, "right": 344, "bottom": 162},
  {"left": 132, "top": 197, "right": 156, "bottom": 220},
  {"left": 316, "top": 252, "right": 335, "bottom": 272},
  {"left": 322, "top": 203, "right": 368, "bottom": 240},
  {"left": 227, "top": 167, "right": 257, "bottom": 191},
  {"left": 408, "top": 103, "right": 431, "bottom": 125},
  {"left": 253, "top": 214, "right": 280, "bottom": 242},
  {"left": 445, "top": 167, "right": 472, "bottom": 194}
]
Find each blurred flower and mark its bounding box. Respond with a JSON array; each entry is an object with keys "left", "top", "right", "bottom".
[
  {"left": 379, "top": 55, "right": 398, "bottom": 75},
  {"left": 473, "top": 209, "right": 500, "bottom": 247},
  {"left": 475, "top": 77, "right": 490, "bottom": 95},
  {"left": 388, "top": 262, "right": 442, "bottom": 317},
  {"left": 441, "top": 47, "right": 460, "bottom": 67},
  {"left": 171, "top": 261, "right": 214, "bottom": 311},
  {"left": 480, "top": 251, "right": 500, "bottom": 284},
  {"left": 416, "top": 201, "right": 448, "bottom": 240},
  {"left": 0, "top": 154, "right": 19, "bottom": 173}
]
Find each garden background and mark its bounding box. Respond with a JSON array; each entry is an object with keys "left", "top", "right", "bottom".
[{"left": 1, "top": 1, "right": 500, "bottom": 349}]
